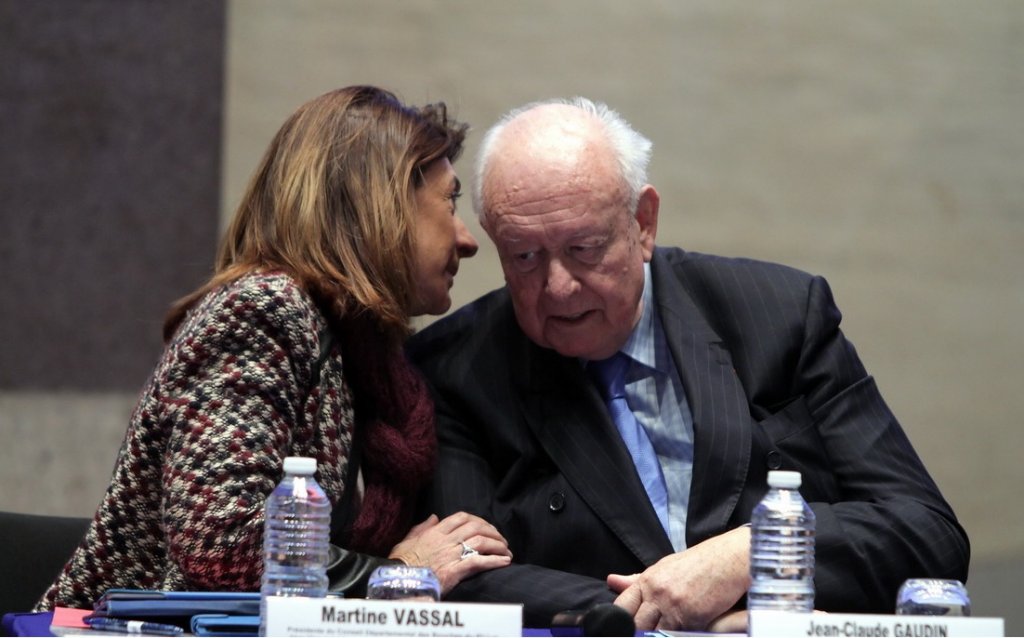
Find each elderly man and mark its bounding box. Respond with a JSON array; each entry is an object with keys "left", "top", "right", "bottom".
[{"left": 407, "top": 97, "right": 968, "bottom": 631}]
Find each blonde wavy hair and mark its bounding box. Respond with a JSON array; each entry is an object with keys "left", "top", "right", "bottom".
[{"left": 164, "top": 85, "right": 467, "bottom": 342}]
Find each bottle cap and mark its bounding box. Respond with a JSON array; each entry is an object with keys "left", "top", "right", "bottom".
[
  {"left": 283, "top": 456, "right": 317, "bottom": 475},
  {"left": 767, "top": 470, "right": 801, "bottom": 489}
]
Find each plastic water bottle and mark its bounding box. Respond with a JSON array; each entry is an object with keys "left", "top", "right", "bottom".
[
  {"left": 367, "top": 565, "right": 442, "bottom": 601},
  {"left": 259, "top": 456, "right": 331, "bottom": 636},
  {"left": 748, "top": 470, "right": 815, "bottom": 613}
]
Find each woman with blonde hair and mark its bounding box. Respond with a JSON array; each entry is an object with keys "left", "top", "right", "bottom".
[{"left": 38, "top": 85, "right": 510, "bottom": 610}]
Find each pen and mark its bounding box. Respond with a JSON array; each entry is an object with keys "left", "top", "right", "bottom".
[{"left": 85, "top": 617, "right": 183, "bottom": 636}]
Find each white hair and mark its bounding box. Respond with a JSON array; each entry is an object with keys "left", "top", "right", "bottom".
[{"left": 473, "top": 97, "right": 653, "bottom": 220}]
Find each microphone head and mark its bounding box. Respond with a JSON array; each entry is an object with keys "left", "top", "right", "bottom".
[{"left": 582, "top": 603, "right": 635, "bottom": 637}]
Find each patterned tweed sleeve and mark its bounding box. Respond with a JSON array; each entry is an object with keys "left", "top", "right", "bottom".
[
  {"left": 36, "top": 271, "right": 354, "bottom": 609},
  {"left": 159, "top": 273, "right": 327, "bottom": 590}
]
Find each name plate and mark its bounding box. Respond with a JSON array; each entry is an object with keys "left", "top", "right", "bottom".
[
  {"left": 749, "top": 610, "right": 1004, "bottom": 637},
  {"left": 265, "top": 597, "right": 522, "bottom": 637}
]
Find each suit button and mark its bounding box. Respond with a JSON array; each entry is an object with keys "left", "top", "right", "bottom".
[
  {"left": 548, "top": 491, "right": 565, "bottom": 512},
  {"left": 766, "top": 450, "right": 782, "bottom": 470}
]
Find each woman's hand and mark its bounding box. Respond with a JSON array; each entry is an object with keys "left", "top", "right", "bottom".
[{"left": 387, "top": 512, "right": 512, "bottom": 595}]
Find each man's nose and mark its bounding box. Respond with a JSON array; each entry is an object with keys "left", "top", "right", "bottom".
[
  {"left": 455, "top": 216, "right": 479, "bottom": 258},
  {"left": 544, "top": 257, "right": 579, "bottom": 298}
]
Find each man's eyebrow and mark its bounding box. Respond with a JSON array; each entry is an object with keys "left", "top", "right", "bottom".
[
  {"left": 495, "top": 229, "right": 607, "bottom": 245},
  {"left": 495, "top": 232, "right": 524, "bottom": 244}
]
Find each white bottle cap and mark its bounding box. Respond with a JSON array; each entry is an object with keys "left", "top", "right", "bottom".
[
  {"left": 283, "top": 456, "right": 317, "bottom": 475},
  {"left": 767, "top": 470, "right": 802, "bottom": 489}
]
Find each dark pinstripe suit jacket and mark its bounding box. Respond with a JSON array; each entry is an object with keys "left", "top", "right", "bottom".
[{"left": 408, "top": 248, "right": 968, "bottom": 627}]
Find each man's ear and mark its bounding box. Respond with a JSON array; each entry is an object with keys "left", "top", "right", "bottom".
[{"left": 634, "top": 185, "right": 660, "bottom": 260}]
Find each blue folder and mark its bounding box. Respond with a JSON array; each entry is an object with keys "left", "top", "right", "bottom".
[
  {"left": 87, "top": 589, "right": 261, "bottom": 625},
  {"left": 190, "top": 613, "right": 260, "bottom": 637}
]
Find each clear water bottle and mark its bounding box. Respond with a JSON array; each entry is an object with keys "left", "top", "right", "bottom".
[
  {"left": 896, "top": 579, "right": 971, "bottom": 616},
  {"left": 367, "top": 565, "right": 442, "bottom": 601},
  {"left": 259, "top": 456, "right": 331, "bottom": 636},
  {"left": 748, "top": 470, "right": 815, "bottom": 613}
]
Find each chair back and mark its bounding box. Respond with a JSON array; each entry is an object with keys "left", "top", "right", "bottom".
[{"left": 0, "top": 511, "right": 90, "bottom": 616}]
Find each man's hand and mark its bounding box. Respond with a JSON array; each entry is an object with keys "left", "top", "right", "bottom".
[{"left": 607, "top": 525, "right": 751, "bottom": 631}]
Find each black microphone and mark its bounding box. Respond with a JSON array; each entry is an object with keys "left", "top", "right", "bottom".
[{"left": 551, "top": 603, "right": 636, "bottom": 637}]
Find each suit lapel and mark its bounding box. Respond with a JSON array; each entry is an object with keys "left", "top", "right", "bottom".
[
  {"left": 650, "top": 251, "right": 754, "bottom": 544},
  {"left": 513, "top": 341, "right": 674, "bottom": 566}
]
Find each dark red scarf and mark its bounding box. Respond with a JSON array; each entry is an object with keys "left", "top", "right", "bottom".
[{"left": 335, "top": 315, "right": 437, "bottom": 556}]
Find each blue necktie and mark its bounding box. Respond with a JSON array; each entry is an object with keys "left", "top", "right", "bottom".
[{"left": 590, "top": 352, "right": 670, "bottom": 535}]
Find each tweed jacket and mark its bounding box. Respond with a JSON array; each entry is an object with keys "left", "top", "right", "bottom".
[{"left": 39, "top": 272, "right": 355, "bottom": 610}]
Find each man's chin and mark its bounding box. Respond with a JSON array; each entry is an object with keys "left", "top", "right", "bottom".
[{"left": 544, "top": 332, "right": 614, "bottom": 361}]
